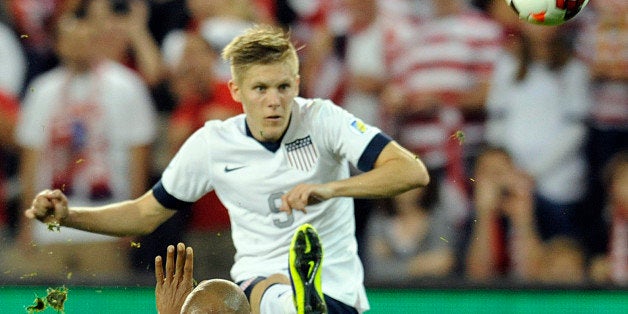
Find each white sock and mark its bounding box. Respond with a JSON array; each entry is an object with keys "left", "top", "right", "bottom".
[{"left": 259, "top": 283, "right": 295, "bottom": 314}]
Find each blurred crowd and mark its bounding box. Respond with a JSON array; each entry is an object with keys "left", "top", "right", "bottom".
[{"left": 0, "top": 0, "right": 626, "bottom": 289}]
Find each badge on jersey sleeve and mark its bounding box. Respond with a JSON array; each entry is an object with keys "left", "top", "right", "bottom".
[
  {"left": 285, "top": 135, "right": 319, "bottom": 172},
  {"left": 350, "top": 119, "right": 368, "bottom": 134}
]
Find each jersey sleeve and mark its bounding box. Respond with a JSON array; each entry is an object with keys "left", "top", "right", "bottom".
[
  {"left": 155, "top": 128, "right": 214, "bottom": 207},
  {"left": 315, "top": 99, "right": 391, "bottom": 172},
  {"left": 152, "top": 180, "right": 193, "bottom": 210}
]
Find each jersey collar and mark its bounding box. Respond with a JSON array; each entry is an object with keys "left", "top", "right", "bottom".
[{"left": 244, "top": 114, "right": 292, "bottom": 153}]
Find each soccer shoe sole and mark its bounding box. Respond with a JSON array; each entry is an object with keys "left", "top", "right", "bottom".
[{"left": 289, "top": 223, "right": 327, "bottom": 314}]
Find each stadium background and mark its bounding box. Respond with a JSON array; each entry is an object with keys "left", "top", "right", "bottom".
[{"left": 1, "top": 0, "right": 627, "bottom": 313}]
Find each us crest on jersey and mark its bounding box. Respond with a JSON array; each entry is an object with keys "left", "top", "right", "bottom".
[{"left": 285, "top": 136, "right": 319, "bottom": 171}]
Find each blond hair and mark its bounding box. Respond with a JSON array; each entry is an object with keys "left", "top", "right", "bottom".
[{"left": 222, "top": 24, "right": 299, "bottom": 83}]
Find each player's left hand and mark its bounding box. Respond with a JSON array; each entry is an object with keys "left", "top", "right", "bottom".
[
  {"left": 155, "top": 243, "right": 194, "bottom": 314},
  {"left": 280, "top": 183, "right": 333, "bottom": 215}
]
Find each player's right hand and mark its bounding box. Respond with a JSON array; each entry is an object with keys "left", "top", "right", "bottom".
[{"left": 24, "top": 189, "right": 69, "bottom": 225}]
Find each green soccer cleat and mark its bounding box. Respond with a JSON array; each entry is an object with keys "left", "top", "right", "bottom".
[{"left": 289, "top": 223, "right": 327, "bottom": 314}]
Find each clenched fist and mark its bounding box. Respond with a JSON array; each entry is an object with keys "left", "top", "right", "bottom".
[{"left": 24, "top": 189, "right": 69, "bottom": 226}]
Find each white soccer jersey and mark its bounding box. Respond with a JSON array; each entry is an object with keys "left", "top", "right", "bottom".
[{"left": 156, "top": 97, "right": 391, "bottom": 312}]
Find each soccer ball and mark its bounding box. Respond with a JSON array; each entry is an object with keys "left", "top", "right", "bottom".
[{"left": 505, "top": 0, "right": 590, "bottom": 26}]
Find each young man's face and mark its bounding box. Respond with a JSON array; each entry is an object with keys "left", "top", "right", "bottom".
[{"left": 229, "top": 61, "right": 300, "bottom": 142}]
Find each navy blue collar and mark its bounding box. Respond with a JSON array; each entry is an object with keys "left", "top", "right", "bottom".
[{"left": 245, "top": 119, "right": 286, "bottom": 152}]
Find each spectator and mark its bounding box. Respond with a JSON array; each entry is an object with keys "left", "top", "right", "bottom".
[
  {"left": 144, "top": 0, "right": 189, "bottom": 46},
  {"left": 461, "top": 148, "right": 589, "bottom": 285},
  {"left": 539, "top": 235, "right": 588, "bottom": 286},
  {"left": 382, "top": 0, "right": 504, "bottom": 229},
  {"left": 284, "top": 0, "right": 346, "bottom": 103},
  {"left": 5, "top": 12, "right": 157, "bottom": 282},
  {"left": 0, "top": 91, "right": 20, "bottom": 236},
  {"left": 5, "top": 0, "right": 68, "bottom": 92},
  {"left": 589, "top": 151, "right": 628, "bottom": 286},
  {"left": 198, "top": 0, "right": 267, "bottom": 83},
  {"left": 0, "top": 85, "right": 21, "bottom": 252},
  {"left": 364, "top": 175, "right": 455, "bottom": 285},
  {"left": 576, "top": 0, "right": 628, "bottom": 256},
  {"left": 337, "top": 0, "right": 414, "bottom": 128},
  {"left": 485, "top": 23, "right": 592, "bottom": 241},
  {"left": 80, "top": 0, "right": 166, "bottom": 88},
  {"left": 166, "top": 33, "right": 243, "bottom": 148},
  {"left": 0, "top": 19, "right": 26, "bottom": 261},
  {"left": 160, "top": 0, "right": 214, "bottom": 98},
  {"left": 462, "top": 146, "right": 543, "bottom": 282},
  {"left": 162, "top": 0, "right": 266, "bottom": 87},
  {"left": 0, "top": 21, "right": 27, "bottom": 96},
  {"left": 299, "top": 0, "right": 421, "bottom": 262}
]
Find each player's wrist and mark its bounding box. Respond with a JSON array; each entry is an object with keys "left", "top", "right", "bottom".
[
  {"left": 321, "top": 182, "right": 338, "bottom": 200},
  {"left": 58, "top": 207, "right": 76, "bottom": 227}
]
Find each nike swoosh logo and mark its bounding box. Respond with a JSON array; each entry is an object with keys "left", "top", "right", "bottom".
[
  {"left": 224, "top": 165, "right": 246, "bottom": 172},
  {"left": 308, "top": 261, "right": 315, "bottom": 278}
]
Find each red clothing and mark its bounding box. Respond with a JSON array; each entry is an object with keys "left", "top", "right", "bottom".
[
  {"left": 170, "top": 82, "right": 242, "bottom": 231},
  {"left": 9, "top": 0, "right": 67, "bottom": 51},
  {"left": 170, "top": 83, "right": 240, "bottom": 128},
  {"left": 0, "top": 90, "right": 19, "bottom": 121}
]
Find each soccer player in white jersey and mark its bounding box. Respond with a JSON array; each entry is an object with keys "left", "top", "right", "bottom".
[{"left": 24, "top": 24, "right": 430, "bottom": 314}]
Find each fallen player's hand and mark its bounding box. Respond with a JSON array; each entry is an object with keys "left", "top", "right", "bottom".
[
  {"left": 24, "top": 189, "right": 69, "bottom": 225},
  {"left": 155, "top": 243, "right": 194, "bottom": 314}
]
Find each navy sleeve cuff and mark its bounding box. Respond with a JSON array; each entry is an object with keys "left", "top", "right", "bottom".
[
  {"left": 152, "top": 180, "right": 193, "bottom": 211},
  {"left": 356, "top": 133, "right": 392, "bottom": 172}
]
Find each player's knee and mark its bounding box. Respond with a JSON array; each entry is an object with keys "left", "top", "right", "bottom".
[{"left": 249, "top": 274, "right": 291, "bottom": 314}]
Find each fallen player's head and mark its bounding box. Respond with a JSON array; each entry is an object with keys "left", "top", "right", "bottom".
[{"left": 181, "top": 279, "right": 250, "bottom": 314}]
